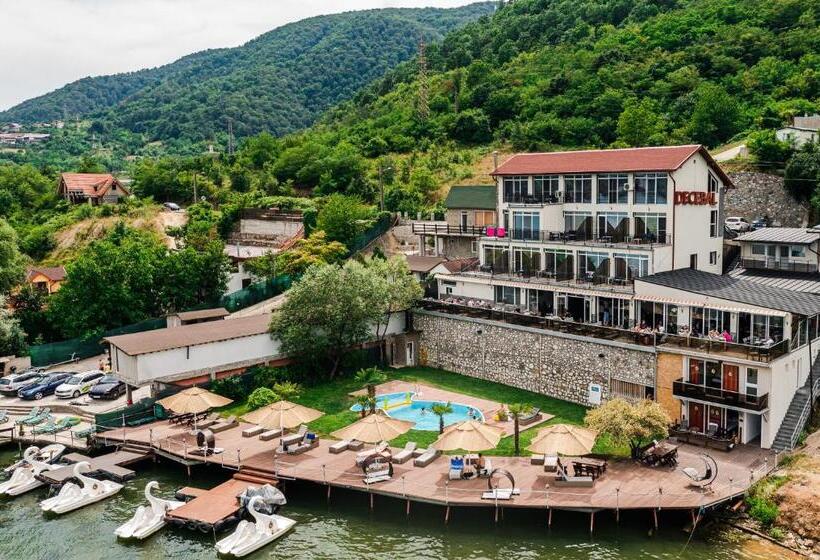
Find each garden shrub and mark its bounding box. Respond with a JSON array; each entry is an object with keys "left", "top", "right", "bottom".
[{"left": 248, "top": 387, "right": 279, "bottom": 410}]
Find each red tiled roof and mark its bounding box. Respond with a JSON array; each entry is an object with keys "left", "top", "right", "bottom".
[
  {"left": 59, "top": 173, "right": 129, "bottom": 198},
  {"left": 441, "top": 257, "right": 479, "bottom": 273},
  {"left": 492, "top": 145, "right": 733, "bottom": 187},
  {"left": 26, "top": 266, "right": 66, "bottom": 283}
]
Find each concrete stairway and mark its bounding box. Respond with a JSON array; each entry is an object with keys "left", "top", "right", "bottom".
[{"left": 771, "top": 356, "right": 820, "bottom": 451}]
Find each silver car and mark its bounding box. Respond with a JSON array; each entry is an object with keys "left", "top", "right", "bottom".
[{"left": 0, "top": 370, "right": 45, "bottom": 396}]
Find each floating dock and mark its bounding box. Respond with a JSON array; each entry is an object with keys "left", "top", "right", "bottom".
[{"left": 37, "top": 447, "right": 151, "bottom": 485}]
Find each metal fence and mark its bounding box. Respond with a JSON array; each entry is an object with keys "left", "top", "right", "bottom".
[{"left": 349, "top": 213, "right": 393, "bottom": 254}]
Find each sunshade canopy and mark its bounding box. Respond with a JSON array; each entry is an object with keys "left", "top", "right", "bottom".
[
  {"left": 242, "top": 400, "right": 323, "bottom": 430},
  {"left": 157, "top": 386, "right": 233, "bottom": 414},
  {"left": 434, "top": 419, "right": 504, "bottom": 452},
  {"left": 331, "top": 412, "right": 414, "bottom": 444},
  {"left": 527, "top": 424, "right": 598, "bottom": 456}
]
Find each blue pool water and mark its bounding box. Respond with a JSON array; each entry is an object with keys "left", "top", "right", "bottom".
[{"left": 351, "top": 392, "right": 484, "bottom": 431}]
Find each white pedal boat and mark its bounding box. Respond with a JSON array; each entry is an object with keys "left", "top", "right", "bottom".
[
  {"left": 3, "top": 443, "right": 65, "bottom": 475},
  {"left": 40, "top": 461, "right": 123, "bottom": 514},
  {"left": 215, "top": 495, "right": 296, "bottom": 557},
  {"left": 115, "top": 481, "right": 184, "bottom": 540},
  {"left": 0, "top": 446, "right": 60, "bottom": 496}
]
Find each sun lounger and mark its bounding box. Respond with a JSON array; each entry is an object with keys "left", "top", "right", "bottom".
[
  {"left": 543, "top": 455, "right": 558, "bottom": 472},
  {"left": 210, "top": 415, "right": 238, "bottom": 433},
  {"left": 15, "top": 406, "right": 41, "bottom": 424},
  {"left": 54, "top": 417, "right": 81, "bottom": 433},
  {"left": 17, "top": 407, "right": 50, "bottom": 426},
  {"left": 73, "top": 425, "right": 97, "bottom": 439},
  {"left": 347, "top": 440, "right": 364, "bottom": 451},
  {"left": 355, "top": 441, "right": 388, "bottom": 466},
  {"left": 33, "top": 420, "right": 57, "bottom": 435},
  {"left": 481, "top": 488, "right": 520, "bottom": 500},
  {"left": 259, "top": 427, "right": 284, "bottom": 441},
  {"left": 391, "top": 442, "right": 417, "bottom": 464},
  {"left": 530, "top": 454, "right": 545, "bottom": 465},
  {"left": 287, "top": 437, "right": 319, "bottom": 455},
  {"left": 197, "top": 413, "right": 220, "bottom": 429},
  {"left": 413, "top": 447, "right": 440, "bottom": 467},
  {"left": 242, "top": 425, "right": 265, "bottom": 438},
  {"left": 281, "top": 425, "right": 308, "bottom": 447},
  {"left": 329, "top": 440, "right": 350, "bottom": 454},
  {"left": 518, "top": 407, "right": 542, "bottom": 426}
]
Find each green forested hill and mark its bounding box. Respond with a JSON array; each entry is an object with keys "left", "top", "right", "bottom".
[{"left": 0, "top": 4, "right": 494, "bottom": 145}]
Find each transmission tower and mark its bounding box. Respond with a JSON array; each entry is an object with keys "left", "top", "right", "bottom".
[
  {"left": 226, "top": 118, "right": 235, "bottom": 156},
  {"left": 417, "top": 37, "right": 430, "bottom": 122}
]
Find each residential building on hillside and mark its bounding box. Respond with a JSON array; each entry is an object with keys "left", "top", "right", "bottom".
[
  {"left": 728, "top": 227, "right": 820, "bottom": 294},
  {"left": 58, "top": 172, "right": 130, "bottom": 204},
  {"left": 25, "top": 266, "right": 66, "bottom": 294},
  {"left": 776, "top": 114, "right": 819, "bottom": 147},
  {"left": 412, "top": 185, "right": 496, "bottom": 258},
  {"left": 422, "top": 145, "right": 820, "bottom": 450}
]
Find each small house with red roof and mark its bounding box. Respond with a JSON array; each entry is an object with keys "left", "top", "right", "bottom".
[
  {"left": 58, "top": 172, "right": 130, "bottom": 204},
  {"left": 26, "top": 266, "right": 66, "bottom": 294}
]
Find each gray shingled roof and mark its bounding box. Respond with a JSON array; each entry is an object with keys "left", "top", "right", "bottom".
[
  {"left": 729, "top": 268, "right": 820, "bottom": 295},
  {"left": 638, "top": 268, "right": 820, "bottom": 316},
  {"left": 444, "top": 185, "right": 497, "bottom": 210},
  {"left": 735, "top": 228, "right": 820, "bottom": 244}
]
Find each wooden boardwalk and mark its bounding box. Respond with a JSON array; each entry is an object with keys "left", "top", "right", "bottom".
[
  {"left": 168, "top": 478, "right": 258, "bottom": 528},
  {"left": 38, "top": 449, "right": 151, "bottom": 484},
  {"left": 99, "top": 418, "right": 777, "bottom": 514}
]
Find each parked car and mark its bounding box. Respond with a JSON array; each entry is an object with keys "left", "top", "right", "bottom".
[
  {"left": 163, "top": 202, "right": 182, "bottom": 212},
  {"left": 751, "top": 216, "right": 770, "bottom": 230},
  {"left": 89, "top": 375, "right": 127, "bottom": 400},
  {"left": 725, "top": 216, "right": 751, "bottom": 232},
  {"left": 54, "top": 370, "right": 106, "bottom": 399},
  {"left": 17, "top": 372, "right": 72, "bottom": 400},
  {"left": 0, "top": 370, "right": 45, "bottom": 396}
]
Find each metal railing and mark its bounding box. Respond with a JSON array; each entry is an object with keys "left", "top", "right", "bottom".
[
  {"left": 786, "top": 374, "right": 820, "bottom": 450},
  {"left": 503, "top": 192, "right": 562, "bottom": 205},
  {"left": 672, "top": 379, "right": 769, "bottom": 411},
  {"left": 411, "top": 222, "right": 486, "bottom": 236},
  {"left": 485, "top": 229, "right": 671, "bottom": 247},
  {"left": 469, "top": 268, "right": 636, "bottom": 291},
  {"left": 740, "top": 258, "right": 818, "bottom": 274},
  {"left": 662, "top": 333, "right": 789, "bottom": 362}
]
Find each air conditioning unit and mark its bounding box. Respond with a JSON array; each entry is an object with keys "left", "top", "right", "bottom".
[{"left": 623, "top": 184, "right": 633, "bottom": 191}]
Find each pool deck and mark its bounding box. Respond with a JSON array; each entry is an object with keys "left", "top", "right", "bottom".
[
  {"left": 98, "top": 416, "right": 777, "bottom": 515},
  {"left": 350, "top": 381, "right": 555, "bottom": 435}
]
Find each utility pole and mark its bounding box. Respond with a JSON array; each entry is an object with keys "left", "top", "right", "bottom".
[
  {"left": 192, "top": 172, "right": 198, "bottom": 204},
  {"left": 417, "top": 37, "right": 429, "bottom": 122},
  {"left": 378, "top": 164, "right": 392, "bottom": 212},
  {"left": 226, "top": 118, "right": 235, "bottom": 156}
]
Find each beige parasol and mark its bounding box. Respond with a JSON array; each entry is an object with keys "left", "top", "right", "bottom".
[
  {"left": 242, "top": 400, "right": 323, "bottom": 431},
  {"left": 527, "top": 424, "right": 598, "bottom": 456},
  {"left": 434, "top": 419, "right": 504, "bottom": 451},
  {"left": 158, "top": 387, "right": 233, "bottom": 414},
  {"left": 331, "top": 412, "right": 414, "bottom": 444}
]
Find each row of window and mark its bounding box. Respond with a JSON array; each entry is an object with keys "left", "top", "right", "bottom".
[
  {"left": 503, "top": 173, "right": 670, "bottom": 205},
  {"left": 483, "top": 244, "right": 650, "bottom": 279},
  {"left": 750, "top": 243, "right": 807, "bottom": 259},
  {"left": 509, "top": 211, "right": 668, "bottom": 242}
]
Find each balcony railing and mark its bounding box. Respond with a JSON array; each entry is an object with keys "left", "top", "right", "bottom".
[
  {"left": 740, "top": 257, "right": 818, "bottom": 274},
  {"left": 672, "top": 379, "right": 769, "bottom": 412},
  {"left": 473, "top": 266, "right": 635, "bottom": 289},
  {"left": 487, "top": 229, "right": 671, "bottom": 247},
  {"left": 417, "top": 299, "right": 789, "bottom": 363},
  {"left": 411, "top": 222, "right": 486, "bottom": 236},
  {"left": 503, "top": 192, "right": 562, "bottom": 205}
]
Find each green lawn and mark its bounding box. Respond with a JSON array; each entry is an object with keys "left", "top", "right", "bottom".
[{"left": 220, "top": 366, "right": 627, "bottom": 457}]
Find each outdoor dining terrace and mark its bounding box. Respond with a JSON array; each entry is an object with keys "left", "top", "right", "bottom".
[
  {"left": 418, "top": 299, "right": 790, "bottom": 363},
  {"left": 483, "top": 228, "right": 672, "bottom": 249},
  {"left": 462, "top": 268, "right": 636, "bottom": 294}
]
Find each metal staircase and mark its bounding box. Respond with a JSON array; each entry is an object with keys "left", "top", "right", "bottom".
[{"left": 771, "top": 355, "right": 820, "bottom": 451}]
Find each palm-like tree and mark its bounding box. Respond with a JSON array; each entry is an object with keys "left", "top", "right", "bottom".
[
  {"left": 354, "top": 367, "right": 386, "bottom": 414},
  {"left": 506, "top": 403, "right": 533, "bottom": 456},
  {"left": 272, "top": 381, "right": 301, "bottom": 401},
  {"left": 431, "top": 402, "right": 453, "bottom": 434},
  {"left": 354, "top": 395, "right": 374, "bottom": 418}
]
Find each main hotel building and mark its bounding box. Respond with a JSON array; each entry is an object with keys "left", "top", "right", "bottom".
[{"left": 424, "top": 145, "right": 820, "bottom": 450}]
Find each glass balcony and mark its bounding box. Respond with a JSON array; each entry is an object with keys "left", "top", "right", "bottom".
[{"left": 672, "top": 379, "right": 769, "bottom": 412}]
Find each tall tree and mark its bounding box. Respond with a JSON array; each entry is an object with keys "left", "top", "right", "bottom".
[
  {"left": 366, "top": 256, "right": 423, "bottom": 360},
  {"left": 506, "top": 402, "right": 533, "bottom": 456},
  {"left": 585, "top": 398, "right": 670, "bottom": 459},
  {"left": 0, "top": 219, "right": 27, "bottom": 296},
  {"left": 0, "top": 295, "right": 27, "bottom": 357},
  {"left": 315, "top": 194, "right": 376, "bottom": 250}
]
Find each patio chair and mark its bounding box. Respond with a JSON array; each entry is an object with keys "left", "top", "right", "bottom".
[
  {"left": 329, "top": 440, "right": 350, "bottom": 454},
  {"left": 391, "top": 442, "right": 417, "bottom": 464},
  {"left": 281, "top": 425, "right": 308, "bottom": 447},
  {"left": 518, "top": 407, "right": 542, "bottom": 426},
  {"left": 51, "top": 416, "right": 81, "bottom": 434},
  {"left": 242, "top": 425, "right": 265, "bottom": 438},
  {"left": 552, "top": 462, "right": 594, "bottom": 487},
  {"left": 355, "top": 441, "right": 389, "bottom": 466},
  {"left": 210, "top": 415, "right": 238, "bottom": 433},
  {"left": 448, "top": 456, "right": 464, "bottom": 480},
  {"left": 413, "top": 447, "right": 440, "bottom": 467},
  {"left": 543, "top": 455, "right": 558, "bottom": 473}
]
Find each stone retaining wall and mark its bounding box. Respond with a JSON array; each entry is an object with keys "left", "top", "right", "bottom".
[
  {"left": 725, "top": 172, "right": 808, "bottom": 227},
  {"left": 414, "top": 310, "right": 656, "bottom": 406}
]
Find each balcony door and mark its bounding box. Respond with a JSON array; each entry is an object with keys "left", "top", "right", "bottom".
[
  {"left": 722, "top": 365, "right": 739, "bottom": 392},
  {"left": 688, "top": 402, "right": 704, "bottom": 432}
]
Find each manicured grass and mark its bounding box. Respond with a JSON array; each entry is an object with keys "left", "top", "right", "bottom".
[{"left": 220, "top": 366, "right": 627, "bottom": 457}]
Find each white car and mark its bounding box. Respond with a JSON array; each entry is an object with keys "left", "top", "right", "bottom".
[
  {"left": 725, "top": 216, "right": 750, "bottom": 232},
  {"left": 54, "top": 370, "right": 106, "bottom": 399}
]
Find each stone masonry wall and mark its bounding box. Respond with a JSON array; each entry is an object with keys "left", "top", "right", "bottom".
[
  {"left": 414, "top": 311, "right": 656, "bottom": 406},
  {"left": 725, "top": 172, "right": 809, "bottom": 227}
]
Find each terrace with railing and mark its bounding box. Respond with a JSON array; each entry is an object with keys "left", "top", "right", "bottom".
[
  {"left": 740, "top": 257, "right": 818, "bottom": 274},
  {"left": 411, "top": 222, "right": 486, "bottom": 236},
  {"left": 417, "top": 299, "right": 790, "bottom": 363},
  {"left": 456, "top": 268, "right": 636, "bottom": 294},
  {"left": 672, "top": 379, "right": 769, "bottom": 412},
  {"left": 483, "top": 228, "right": 672, "bottom": 248}
]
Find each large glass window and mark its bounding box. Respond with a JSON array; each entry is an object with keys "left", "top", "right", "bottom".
[
  {"left": 533, "top": 175, "right": 560, "bottom": 203},
  {"left": 599, "top": 297, "right": 630, "bottom": 327},
  {"left": 564, "top": 175, "right": 592, "bottom": 203},
  {"left": 634, "top": 173, "right": 668, "bottom": 204},
  {"left": 614, "top": 253, "right": 648, "bottom": 280},
  {"left": 514, "top": 248, "right": 541, "bottom": 274},
  {"left": 578, "top": 251, "right": 610, "bottom": 281},
  {"left": 634, "top": 213, "right": 667, "bottom": 243},
  {"left": 597, "top": 174, "right": 629, "bottom": 204},
  {"left": 503, "top": 176, "right": 528, "bottom": 203},
  {"left": 597, "top": 213, "right": 629, "bottom": 242},
  {"left": 710, "top": 210, "right": 719, "bottom": 238},
  {"left": 708, "top": 172, "right": 718, "bottom": 194},
  {"left": 494, "top": 285, "right": 519, "bottom": 305},
  {"left": 544, "top": 250, "right": 574, "bottom": 280},
  {"left": 511, "top": 211, "right": 540, "bottom": 240},
  {"left": 705, "top": 308, "right": 730, "bottom": 334},
  {"left": 564, "top": 212, "right": 593, "bottom": 239},
  {"left": 483, "top": 245, "right": 509, "bottom": 273}
]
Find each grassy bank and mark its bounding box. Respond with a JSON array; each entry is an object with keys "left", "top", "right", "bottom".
[{"left": 220, "top": 366, "right": 628, "bottom": 457}]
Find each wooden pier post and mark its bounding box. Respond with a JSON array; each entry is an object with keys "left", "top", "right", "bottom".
[
  {"left": 445, "top": 505, "right": 450, "bottom": 524},
  {"left": 548, "top": 507, "right": 553, "bottom": 527},
  {"left": 589, "top": 511, "right": 595, "bottom": 534},
  {"left": 615, "top": 487, "right": 620, "bottom": 523},
  {"left": 653, "top": 509, "right": 658, "bottom": 530},
  {"left": 370, "top": 492, "right": 374, "bottom": 510},
  {"left": 327, "top": 485, "right": 332, "bottom": 504}
]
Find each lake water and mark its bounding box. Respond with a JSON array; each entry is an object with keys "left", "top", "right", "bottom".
[{"left": 0, "top": 448, "right": 793, "bottom": 560}]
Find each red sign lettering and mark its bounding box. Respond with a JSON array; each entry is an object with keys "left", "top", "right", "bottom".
[{"left": 674, "top": 191, "right": 716, "bottom": 205}]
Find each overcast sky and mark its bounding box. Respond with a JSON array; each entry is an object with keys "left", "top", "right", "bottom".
[{"left": 0, "top": 0, "right": 473, "bottom": 111}]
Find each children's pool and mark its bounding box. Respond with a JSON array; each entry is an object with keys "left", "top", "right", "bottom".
[{"left": 351, "top": 392, "right": 484, "bottom": 431}]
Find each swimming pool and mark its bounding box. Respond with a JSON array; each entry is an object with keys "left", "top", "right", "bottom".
[{"left": 350, "top": 392, "right": 484, "bottom": 431}]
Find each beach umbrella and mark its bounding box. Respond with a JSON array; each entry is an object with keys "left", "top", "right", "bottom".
[
  {"left": 434, "top": 419, "right": 504, "bottom": 452},
  {"left": 158, "top": 386, "right": 233, "bottom": 414},
  {"left": 527, "top": 424, "right": 597, "bottom": 456},
  {"left": 331, "top": 412, "right": 414, "bottom": 444},
  {"left": 242, "top": 400, "right": 323, "bottom": 431}
]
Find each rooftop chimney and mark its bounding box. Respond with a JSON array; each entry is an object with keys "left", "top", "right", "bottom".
[{"left": 492, "top": 150, "right": 499, "bottom": 171}]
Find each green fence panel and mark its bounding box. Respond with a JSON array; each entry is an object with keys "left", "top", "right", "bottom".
[
  {"left": 94, "top": 397, "right": 158, "bottom": 429},
  {"left": 349, "top": 213, "right": 393, "bottom": 254}
]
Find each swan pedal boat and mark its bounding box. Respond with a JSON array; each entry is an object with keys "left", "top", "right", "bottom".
[
  {"left": 0, "top": 446, "right": 61, "bottom": 496},
  {"left": 115, "top": 481, "right": 184, "bottom": 539},
  {"left": 40, "top": 461, "right": 122, "bottom": 514},
  {"left": 3, "top": 443, "right": 65, "bottom": 475},
  {"left": 216, "top": 495, "right": 296, "bottom": 557}
]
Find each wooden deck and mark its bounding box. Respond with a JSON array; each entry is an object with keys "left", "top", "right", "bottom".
[
  {"left": 38, "top": 449, "right": 151, "bottom": 484},
  {"left": 167, "top": 478, "right": 257, "bottom": 526},
  {"left": 99, "top": 417, "right": 778, "bottom": 513}
]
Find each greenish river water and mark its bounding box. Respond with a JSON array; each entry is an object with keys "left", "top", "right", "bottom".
[{"left": 0, "top": 448, "right": 792, "bottom": 560}]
